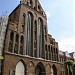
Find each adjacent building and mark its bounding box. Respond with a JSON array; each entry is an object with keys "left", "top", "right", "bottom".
[
  {"left": 0, "top": 15, "right": 8, "bottom": 75},
  {"left": 59, "top": 51, "right": 75, "bottom": 75}
]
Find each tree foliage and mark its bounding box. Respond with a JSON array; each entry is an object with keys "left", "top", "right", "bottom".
[{"left": 65, "top": 60, "right": 75, "bottom": 75}]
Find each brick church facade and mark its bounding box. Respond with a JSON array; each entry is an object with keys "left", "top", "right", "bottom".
[{"left": 0, "top": 0, "right": 75, "bottom": 75}]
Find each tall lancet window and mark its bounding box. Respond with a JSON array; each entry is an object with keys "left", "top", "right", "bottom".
[
  {"left": 37, "top": 18, "right": 43, "bottom": 58},
  {"left": 26, "top": 12, "right": 33, "bottom": 56},
  {"left": 20, "top": 35, "right": 24, "bottom": 55},
  {"left": 14, "top": 34, "right": 19, "bottom": 54},
  {"left": 9, "top": 31, "right": 14, "bottom": 52}
]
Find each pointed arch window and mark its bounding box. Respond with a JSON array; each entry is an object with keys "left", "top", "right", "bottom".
[
  {"left": 51, "top": 65, "right": 57, "bottom": 75},
  {"left": 35, "top": 62, "right": 45, "bottom": 75},
  {"left": 48, "top": 45, "right": 50, "bottom": 52},
  {"left": 9, "top": 31, "right": 14, "bottom": 52},
  {"left": 14, "top": 34, "right": 19, "bottom": 54},
  {"left": 20, "top": 35, "right": 24, "bottom": 55},
  {"left": 34, "top": 20, "right": 37, "bottom": 41},
  {"left": 15, "top": 61, "right": 25, "bottom": 75},
  {"left": 37, "top": 18, "right": 43, "bottom": 58},
  {"left": 26, "top": 12, "right": 33, "bottom": 56}
]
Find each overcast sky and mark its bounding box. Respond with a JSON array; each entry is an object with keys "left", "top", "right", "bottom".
[{"left": 0, "top": 0, "right": 74, "bottom": 52}]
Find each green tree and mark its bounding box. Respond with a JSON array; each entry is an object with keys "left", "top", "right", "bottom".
[
  {"left": 73, "top": 62, "right": 75, "bottom": 75},
  {"left": 65, "top": 60, "right": 73, "bottom": 75}
]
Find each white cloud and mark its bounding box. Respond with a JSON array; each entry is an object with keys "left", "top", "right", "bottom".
[
  {"left": 46, "top": 11, "right": 51, "bottom": 23},
  {"left": 46, "top": 11, "right": 51, "bottom": 19},
  {"left": 58, "top": 38, "right": 74, "bottom": 53}
]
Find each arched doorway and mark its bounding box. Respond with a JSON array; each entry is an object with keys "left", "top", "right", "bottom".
[
  {"left": 51, "top": 65, "right": 57, "bottom": 75},
  {"left": 27, "top": 61, "right": 34, "bottom": 75},
  {"left": 15, "top": 61, "right": 25, "bottom": 75},
  {"left": 35, "top": 62, "right": 46, "bottom": 75},
  {"left": 46, "top": 64, "right": 51, "bottom": 75}
]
